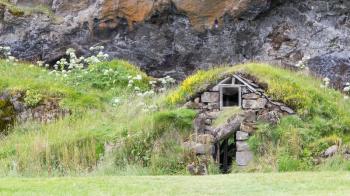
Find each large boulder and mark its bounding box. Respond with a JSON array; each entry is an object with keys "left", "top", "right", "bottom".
[
  {"left": 242, "top": 98, "right": 267, "bottom": 109},
  {"left": 183, "top": 141, "right": 214, "bottom": 155},
  {"left": 323, "top": 145, "right": 338, "bottom": 157},
  {"left": 257, "top": 110, "right": 281, "bottom": 124},
  {"left": 236, "top": 141, "right": 250, "bottom": 151},
  {"left": 242, "top": 93, "right": 260, "bottom": 100},
  {"left": 201, "top": 92, "right": 220, "bottom": 103},
  {"left": 236, "top": 131, "right": 249, "bottom": 141}
]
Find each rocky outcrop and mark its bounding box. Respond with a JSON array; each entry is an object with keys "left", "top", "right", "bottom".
[{"left": 1, "top": 0, "right": 350, "bottom": 83}]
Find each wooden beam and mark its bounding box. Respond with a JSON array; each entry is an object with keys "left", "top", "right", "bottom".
[
  {"left": 216, "top": 142, "right": 220, "bottom": 164},
  {"left": 223, "top": 139, "right": 228, "bottom": 173},
  {"left": 233, "top": 75, "right": 258, "bottom": 93}
]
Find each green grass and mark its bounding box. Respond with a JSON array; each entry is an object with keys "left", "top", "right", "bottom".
[
  {"left": 2, "top": 61, "right": 350, "bottom": 176},
  {"left": 212, "top": 107, "right": 241, "bottom": 127},
  {"left": 169, "top": 63, "right": 350, "bottom": 171},
  {"left": 0, "top": 60, "right": 101, "bottom": 110},
  {"left": 0, "top": 59, "right": 150, "bottom": 110},
  {"left": 1, "top": 172, "right": 350, "bottom": 195},
  {"left": 0, "top": 60, "right": 181, "bottom": 176}
]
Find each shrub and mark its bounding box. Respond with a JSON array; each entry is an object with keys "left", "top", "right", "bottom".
[
  {"left": 277, "top": 154, "right": 305, "bottom": 172},
  {"left": 24, "top": 90, "right": 43, "bottom": 107}
]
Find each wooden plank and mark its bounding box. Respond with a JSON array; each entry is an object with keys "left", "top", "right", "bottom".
[
  {"left": 223, "top": 139, "right": 228, "bottom": 172},
  {"left": 216, "top": 143, "right": 220, "bottom": 164},
  {"left": 233, "top": 75, "right": 258, "bottom": 93}
]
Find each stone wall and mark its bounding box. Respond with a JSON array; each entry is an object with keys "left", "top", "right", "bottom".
[
  {"left": 183, "top": 77, "right": 294, "bottom": 173},
  {"left": 0, "top": 91, "right": 70, "bottom": 133}
]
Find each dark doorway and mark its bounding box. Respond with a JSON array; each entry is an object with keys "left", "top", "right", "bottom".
[
  {"left": 221, "top": 87, "right": 240, "bottom": 107},
  {"left": 214, "top": 136, "right": 236, "bottom": 173}
]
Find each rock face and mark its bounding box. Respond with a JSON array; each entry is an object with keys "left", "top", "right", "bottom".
[{"left": 1, "top": 0, "right": 350, "bottom": 82}]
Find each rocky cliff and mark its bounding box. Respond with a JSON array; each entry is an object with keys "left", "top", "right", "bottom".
[{"left": 1, "top": 0, "right": 350, "bottom": 85}]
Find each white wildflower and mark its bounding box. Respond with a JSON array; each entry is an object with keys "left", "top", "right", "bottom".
[
  {"left": 36, "top": 61, "right": 44, "bottom": 67},
  {"left": 343, "top": 86, "right": 350, "bottom": 92},
  {"left": 134, "top": 74, "right": 142, "bottom": 80},
  {"left": 8, "top": 56, "right": 15, "bottom": 61}
]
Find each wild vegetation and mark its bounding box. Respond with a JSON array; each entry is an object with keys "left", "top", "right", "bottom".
[
  {"left": 1, "top": 47, "right": 350, "bottom": 176},
  {"left": 0, "top": 50, "right": 196, "bottom": 176},
  {"left": 169, "top": 63, "right": 350, "bottom": 172}
]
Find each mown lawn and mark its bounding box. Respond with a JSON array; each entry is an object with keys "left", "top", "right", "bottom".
[{"left": 1, "top": 172, "right": 350, "bottom": 196}]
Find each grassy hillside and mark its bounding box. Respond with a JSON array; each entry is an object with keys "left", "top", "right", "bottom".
[
  {"left": 1, "top": 59, "right": 350, "bottom": 176},
  {"left": 1, "top": 172, "right": 350, "bottom": 195},
  {"left": 0, "top": 59, "right": 195, "bottom": 176}
]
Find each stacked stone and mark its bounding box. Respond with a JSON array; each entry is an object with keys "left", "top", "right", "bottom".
[
  {"left": 0, "top": 91, "right": 70, "bottom": 130},
  {"left": 236, "top": 89, "right": 263, "bottom": 166},
  {"left": 183, "top": 77, "right": 295, "bottom": 170},
  {"left": 237, "top": 86, "right": 295, "bottom": 166},
  {"left": 183, "top": 92, "right": 221, "bottom": 175}
]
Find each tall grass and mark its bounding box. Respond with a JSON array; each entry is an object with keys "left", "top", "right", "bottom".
[{"left": 3, "top": 61, "right": 350, "bottom": 175}]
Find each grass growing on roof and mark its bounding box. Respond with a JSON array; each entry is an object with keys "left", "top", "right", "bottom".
[
  {"left": 169, "top": 63, "right": 350, "bottom": 172},
  {"left": 212, "top": 107, "right": 241, "bottom": 127},
  {"left": 2, "top": 60, "right": 350, "bottom": 175},
  {"left": 166, "top": 66, "right": 239, "bottom": 104}
]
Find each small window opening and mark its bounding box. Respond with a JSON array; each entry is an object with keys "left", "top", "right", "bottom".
[{"left": 221, "top": 86, "right": 240, "bottom": 107}]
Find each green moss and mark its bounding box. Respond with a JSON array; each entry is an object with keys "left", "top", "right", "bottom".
[
  {"left": 153, "top": 109, "right": 197, "bottom": 131},
  {"left": 0, "top": 99, "right": 15, "bottom": 134}
]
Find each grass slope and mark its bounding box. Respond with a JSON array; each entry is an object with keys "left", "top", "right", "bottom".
[
  {"left": 1, "top": 172, "right": 350, "bottom": 195},
  {"left": 0, "top": 60, "right": 196, "bottom": 176},
  {"left": 1, "top": 60, "right": 350, "bottom": 175}
]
